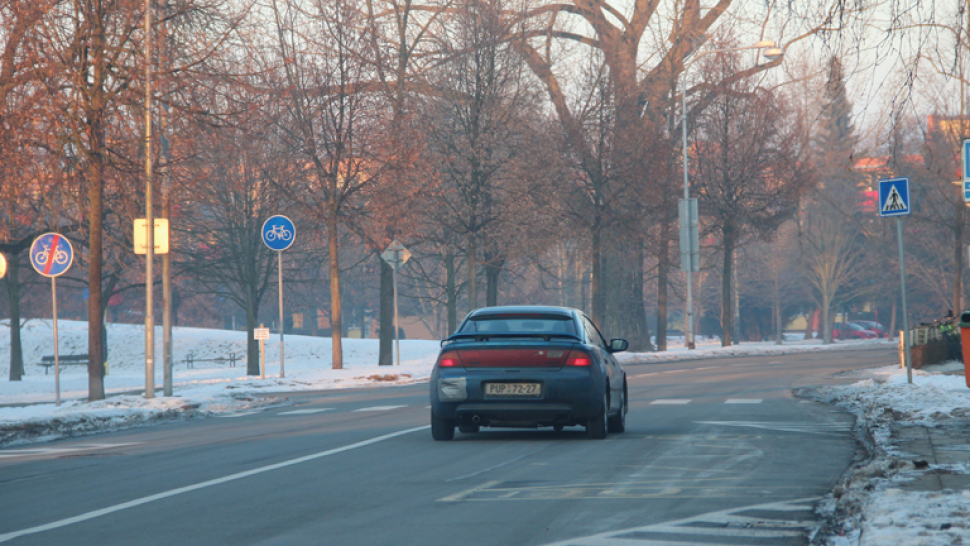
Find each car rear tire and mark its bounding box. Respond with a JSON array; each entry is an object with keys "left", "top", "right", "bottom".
[
  {"left": 458, "top": 424, "right": 480, "bottom": 434},
  {"left": 553, "top": 424, "right": 564, "bottom": 432},
  {"left": 431, "top": 412, "right": 455, "bottom": 441},
  {"left": 586, "top": 393, "right": 608, "bottom": 439},
  {"left": 608, "top": 388, "right": 626, "bottom": 433}
]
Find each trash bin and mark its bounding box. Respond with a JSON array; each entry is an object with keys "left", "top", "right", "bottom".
[{"left": 959, "top": 312, "right": 970, "bottom": 388}]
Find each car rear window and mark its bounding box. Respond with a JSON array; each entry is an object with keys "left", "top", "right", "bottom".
[{"left": 459, "top": 315, "right": 578, "bottom": 335}]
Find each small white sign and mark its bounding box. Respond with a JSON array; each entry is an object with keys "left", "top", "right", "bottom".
[
  {"left": 134, "top": 218, "right": 170, "bottom": 254},
  {"left": 381, "top": 240, "right": 411, "bottom": 269},
  {"left": 254, "top": 328, "right": 270, "bottom": 340}
]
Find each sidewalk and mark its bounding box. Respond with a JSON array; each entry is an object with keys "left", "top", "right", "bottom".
[{"left": 807, "top": 361, "right": 970, "bottom": 545}]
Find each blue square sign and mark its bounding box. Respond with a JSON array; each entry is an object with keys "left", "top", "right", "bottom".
[
  {"left": 878, "top": 177, "right": 910, "bottom": 217},
  {"left": 963, "top": 139, "right": 969, "bottom": 202}
]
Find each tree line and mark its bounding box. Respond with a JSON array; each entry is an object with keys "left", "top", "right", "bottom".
[{"left": 2, "top": 0, "right": 966, "bottom": 400}]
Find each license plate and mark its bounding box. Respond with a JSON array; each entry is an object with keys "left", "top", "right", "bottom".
[{"left": 485, "top": 382, "right": 541, "bottom": 397}]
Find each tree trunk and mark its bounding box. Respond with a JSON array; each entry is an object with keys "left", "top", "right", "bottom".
[
  {"left": 6, "top": 255, "right": 24, "bottom": 380},
  {"left": 484, "top": 259, "right": 502, "bottom": 307},
  {"left": 590, "top": 220, "right": 602, "bottom": 326},
  {"left": 773, "top": 287, "right": 783, "bottom": 345},
  {"left": 889, "top": 303, "right": 897, "bottom": 341},
  {"left": 378, "top": 257, "right": 393, "bottom": 365},
  {"left": 656, "top": 227, "right": 669, "bottom": 352},
  {"left": 721, "top": 229, "right": 735, "bottom": 347},
  {"left": 445, "top": 248, "right": 457, "bottom": 335},
  {"left": 245, "top": 295, "right": 259, "bottom": 375},
  {"left": 821, "top": 297, "right": 833, "bottom": 344},
  {"left": 467, "top": 235, "right": 477, "bottom": 312},
  {"left": 86, "top": 127, "right": 105, "bottom": 400},
  {"left": 328, "top": 210, "right": 343, "bottom": 369}
]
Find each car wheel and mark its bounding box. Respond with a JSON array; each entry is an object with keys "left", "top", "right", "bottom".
[
  {"left": 586, "top": 393, "right": 608, "bottom": 440},
  {"left": 608, "top": 383, "right": 627, "bottom": 433},
  {"left": 458, "top": 424, "right": 480, "bottom": 434},
  {"left": 553, "top": 424, "right": 564, "bottom": 432},
  {"left": 431, "top": 412, "right": 455, "bottom": 441}
]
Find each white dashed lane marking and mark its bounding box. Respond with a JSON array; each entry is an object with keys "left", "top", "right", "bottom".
[
  {"left": 650, "top": 399, "right": 692, "bottom": 405},
  {"left": 278, "top": 409, "right": 333, "bottom": 415},
  {"left": 353, "top": 405, "right": 407, "bottom": 412},
  {"left": 724, "top": 399, "right": 763, "bottom": 404}
]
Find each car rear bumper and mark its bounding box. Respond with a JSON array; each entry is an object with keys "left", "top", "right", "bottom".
[{"left": 430, "top": 366, "right": 608, "bottom": 428}]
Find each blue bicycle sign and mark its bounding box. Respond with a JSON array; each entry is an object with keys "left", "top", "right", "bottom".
[
  {"left": 30, "top": 233, "right": 74, "bottom": 278},
  {"left": 262, "top": 215, "right": 296, "bottom": 251}
]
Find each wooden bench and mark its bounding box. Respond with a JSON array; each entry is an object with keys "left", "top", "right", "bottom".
[
  {"left": 40, "top": 354, "right": 89, "bottom": 374},
  {"left": 183, "top": 353, "right": 239, "bottom": 369}
]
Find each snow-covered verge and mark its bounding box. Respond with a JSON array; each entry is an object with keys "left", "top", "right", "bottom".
[
  {"left": 803, "top": 364, "right": 970, "bottom": 546},
  {"left": 617, "top": 336, "right": 894, "bottom": 365},
  {"left": 0, "top": 320, "right": 894, "bottom": 448},
  {"left": 0, "top": 320, "right": 443, "bottom": 446}
]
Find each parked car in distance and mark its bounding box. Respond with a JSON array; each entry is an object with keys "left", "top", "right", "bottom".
[
  {"left": 429, "top": 305, "right": 628, "bottom": 441},
  {"left": 833, "top": 322, "right": 877, "bottom": 339},
  {"left": 851, "top": 320, "right": 889, "bottom": 338}
]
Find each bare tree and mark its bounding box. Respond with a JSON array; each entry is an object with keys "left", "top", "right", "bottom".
[{"left": 691, "top": 48, "right": 812, "bottom": 346}]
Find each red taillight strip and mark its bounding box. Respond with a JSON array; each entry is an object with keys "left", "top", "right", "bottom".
[
  {"left": 438, "top": 351, "right": 460, "bottom": 367},
  {"left": 565, "top": 350, "right": 591, "bottom": 366}
]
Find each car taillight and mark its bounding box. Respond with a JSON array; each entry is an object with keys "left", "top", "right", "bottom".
[
  {"left": 438, "top": 351, "right": 460, "bottom": 367},
  {"left": 566, "top": 351, "right": 591, "bottom": 366}
]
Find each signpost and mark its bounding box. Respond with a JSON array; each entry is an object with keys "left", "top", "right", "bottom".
[
  {"left": 878, "top": 177, "right": 912, "bottom": 384},
  {"left": 262, "top": 215, "right": 295, "bottom": 378},
  {"left": 30, "top": 233, "right": 74, "bottom": 405},
  {"left": 381, "top": 241, "right": 411, "bottom": 366},
  {"left": 960, "top": 138, "right": 970, "bottom": 203},
  {"left": 254, "top": 325, "right": 270, "bottom": 379}
]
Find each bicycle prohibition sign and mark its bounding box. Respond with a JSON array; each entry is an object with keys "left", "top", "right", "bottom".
[
  {"left": 30, "top": 233, "right": 73, "bottom": 278},
  {"left": 30, "top": 232, "right": 74, "bottom": 407}
]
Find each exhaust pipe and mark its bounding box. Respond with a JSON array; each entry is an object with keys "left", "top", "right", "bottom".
[{"left": 472, "top": 415, "right": 481, "bottom": 424}]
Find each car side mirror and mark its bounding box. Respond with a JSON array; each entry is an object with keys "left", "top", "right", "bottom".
[{"left": 609, "top": 339, "right": 629, "bottom": 353}]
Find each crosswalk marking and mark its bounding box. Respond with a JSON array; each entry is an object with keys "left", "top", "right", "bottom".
[
  {"left": 697, "top": 420, "right": 853, "bottom": 435},
  {"left": 650, "top": 399, "right": 692, "bottom": 405},
  {"left": 539, "top": 497, "right": 819, "bottom": 546},
  {"left": 278, "top": 408, "right": 333, "bottom": 415},
  {"left": 353, "top": 405, "right": 407, "bottom": 412},
  {"left": 0, "top": 443, "right": 139, "bottom": 460},
  {"left": 724, "top": 399, "right": 762, "bottom": 404}
]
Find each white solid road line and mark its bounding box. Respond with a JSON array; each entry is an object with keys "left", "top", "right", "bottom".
[
  {"left": 0, "top": 425, "right": 429, "bottom": 544},
  {"left": 353, "top": 405, "right": 407, "bottom": 412},
  {"left": 277, "top": 408, "right": 334, "bottom": 415},
  {"left": 650, "top": 399, "right": 692, "bottom": 405}
]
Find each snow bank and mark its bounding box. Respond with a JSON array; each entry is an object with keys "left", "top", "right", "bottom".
[{"left": 806, "top": 365, "right": 970, "bottom": 546}]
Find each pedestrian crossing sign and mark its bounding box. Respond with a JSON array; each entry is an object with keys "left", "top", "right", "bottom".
[{"left": 878, "top": 177, "right": 910, "bottom": 217}]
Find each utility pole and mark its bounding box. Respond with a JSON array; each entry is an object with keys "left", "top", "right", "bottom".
[{"left": 143, "top": 0, "right": 155, "bottom": 399}]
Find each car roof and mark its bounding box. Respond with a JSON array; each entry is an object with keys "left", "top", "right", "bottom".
[{"left": 465, "top": 305, "right": 579, "bottom": 319}]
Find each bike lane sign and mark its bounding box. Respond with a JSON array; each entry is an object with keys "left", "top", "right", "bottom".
[
  {"left": 262, "top": 215, "right": 296, "bottom": 251},
  {"left": 30, "top": 233, "right": 74, "bottom": 277}
]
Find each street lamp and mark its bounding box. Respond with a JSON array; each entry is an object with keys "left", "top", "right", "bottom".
[{"left": 680, "top": 40, "right": 784, "bottom": 349}]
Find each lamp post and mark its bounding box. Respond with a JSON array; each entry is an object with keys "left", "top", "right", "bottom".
[{"left": 680, "top": 40, "right": 783, "bottom": 349}]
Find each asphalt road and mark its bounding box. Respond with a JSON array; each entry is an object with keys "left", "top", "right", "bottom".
[{"left": 0, "top": 348, "right": 894, "bottom": 546}]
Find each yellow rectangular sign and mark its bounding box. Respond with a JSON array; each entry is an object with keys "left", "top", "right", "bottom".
[{"left": 134, "top": 218, "right": 169, "bottom": 255}]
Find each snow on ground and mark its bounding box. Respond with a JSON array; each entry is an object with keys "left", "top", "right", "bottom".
[
  {"left": 0, "top": 320, "right": 442, "bottom": 445},
  {"left": 0, "top": 319, "right": 893, "bottom": 446},
  {"left": 618, "top": 336, "right": 894, "bottom": 365},
  {"left": 807, "top": 365, "right": 970, "bottom": 546}
]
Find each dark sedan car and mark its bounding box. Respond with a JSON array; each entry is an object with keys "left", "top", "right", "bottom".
[{"left": 429, "top": 306, "right": 628, "bottom": 440}]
